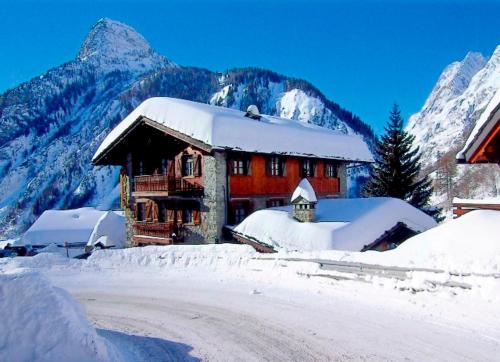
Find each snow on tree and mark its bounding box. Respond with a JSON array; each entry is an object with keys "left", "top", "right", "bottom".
[{"left": 363, "top": 104, "right": 442, "bottom": 221}]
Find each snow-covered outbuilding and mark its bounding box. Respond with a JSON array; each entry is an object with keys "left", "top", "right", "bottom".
[
  {"left": 22, "top": 207, "right": 125, "bottom": 249},
  {"left": 233, "top": 197, "right": 437, "bottom": 252}
]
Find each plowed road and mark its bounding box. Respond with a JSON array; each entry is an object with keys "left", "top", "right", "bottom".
[{"left": 50, "top": 272, "right": 500, "bottom": 362}]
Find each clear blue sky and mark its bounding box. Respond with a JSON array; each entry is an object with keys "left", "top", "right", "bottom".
[{"left": 1, "top": 0, "right": 499, "bottom": 133}]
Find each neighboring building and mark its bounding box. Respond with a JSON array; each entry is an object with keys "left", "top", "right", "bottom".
[
  {"left": 233, "top": 191, "right": 437, "bottom": 252},
  {"left": 457, "top": 90, "right": 500, "bottom": 164},
  {"left": 454, "top": 91, "right": 500, "bottom": 217},
  {"left": 92, "top": 97, "right": 373, "bottom": 246},
  {"left": 22, "top": 207, "right": 126, "bottom": 249}
]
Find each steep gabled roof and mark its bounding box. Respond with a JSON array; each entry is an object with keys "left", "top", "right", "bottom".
[
  {"left": 93, "top": 97, "right": 374, "bottom": 164},
  {"left": 457, "top": 90, "right": 500, "bottom": 163}
]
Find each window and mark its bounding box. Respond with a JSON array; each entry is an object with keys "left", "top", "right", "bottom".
[
  {"left": 232, "top": 159, "right": 247, "bottom": 175},
  {"left": 158, "top": 202, "right": 167, "bottom": 223},
  {"left": 234, "top": 207, "right": 247, "bottom": 224},
  {"left": 325, "top": 162, "right": 338, "bottom": 178},
  {"left": 183, "top": 209, "right": 193, "bottom": 224},
  {"left": 301, "top": 159, "right": 315, "bottom": 177},
  {"left": 182, "top": 155, "right": 194, "bottom": 176},
  {"left": 136, "top": 203, "right": 145, "bottom": 221},
  {"left": 267, "top": 199, "right": 284, "bottom": 208},
  {"left": 160, "top": 159, "right": 168, "bottom": 175},
  {"left": 268, "top": 156, "right": 285, "bottom": 176}
]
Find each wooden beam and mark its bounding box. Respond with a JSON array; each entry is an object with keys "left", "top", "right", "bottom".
[{"left": 470, "top": 120, "right": 500, "bottom": 163}]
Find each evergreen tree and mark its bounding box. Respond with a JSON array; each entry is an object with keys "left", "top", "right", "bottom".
[{"left": 363, "top": 104, "right": 442, "bottom": 221}]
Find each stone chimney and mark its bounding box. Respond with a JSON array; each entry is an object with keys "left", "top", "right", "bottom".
[{"left": 290, "top": 179, "right": 317, "bottom": 222}]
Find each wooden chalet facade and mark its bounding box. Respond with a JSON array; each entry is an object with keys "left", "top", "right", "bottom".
[
  {"left": 92, "top": 97, "right": 373, "bottom": 246},
  {"left": 458, "top": 91, "right": 500, "bottom": 165},
  {"left": 454, "top": 92, "right": 500, "bottom": 217}
]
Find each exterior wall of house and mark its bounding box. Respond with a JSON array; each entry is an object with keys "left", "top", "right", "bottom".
[{"left": 226, "top": 153, "right": 346, "bottom": 224}]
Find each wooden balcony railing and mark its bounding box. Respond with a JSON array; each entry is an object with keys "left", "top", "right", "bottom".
[
  {"left": 133, "top": 221, "right": 183, "bottom": 240},
  {"left": 133, "top": 175, "right": 203, "bottom": 194}
]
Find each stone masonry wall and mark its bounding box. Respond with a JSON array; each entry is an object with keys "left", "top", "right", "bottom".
[{"left": 197, "top": 151, "right": 227, "bottom": 243}]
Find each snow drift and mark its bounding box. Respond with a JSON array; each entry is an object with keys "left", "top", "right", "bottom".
[{"left": 0, "top": 270, "right": 120, "bottom": 362}]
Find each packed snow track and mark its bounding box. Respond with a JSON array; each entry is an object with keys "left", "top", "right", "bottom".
[{"left": 60, "top": 274, "right": 500, "bottom": 362}]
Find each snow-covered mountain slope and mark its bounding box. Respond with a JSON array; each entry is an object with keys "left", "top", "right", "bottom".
[
  {"left": 406, "top": 46, "right": 500, "bottom": 207},
  {"left": 407, "top": 46, "right": 500, "bottom": 166},
  {"left": 0, "top": 19, "right": 374, "bottom": 238}
]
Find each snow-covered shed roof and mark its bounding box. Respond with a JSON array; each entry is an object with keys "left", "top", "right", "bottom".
[
  {"left": 457, "top": 89, "right": 500, "bottom": 163},
  {"left": 93, "top": 97, "right": 374, "bottom": 163},
  {"left": 233, "top": 197, "right": 436, "bottom": 252},
  {"left": 22, "top": 208, "right": 125, "bottom": 247},
  {"left": 291, "top": 179, "right": 317, "bottom": 203}
]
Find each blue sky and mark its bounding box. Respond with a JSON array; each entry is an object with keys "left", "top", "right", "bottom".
[{"left": 1, "top": 0, "right": 499, "bottom": 133}]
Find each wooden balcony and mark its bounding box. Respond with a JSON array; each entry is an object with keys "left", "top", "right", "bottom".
[
  {"left": 133, "top": 175, "right": 203, "bottom": 197},
  {"left": 132, "top": 221, "right": 184, "bottom": 245}
]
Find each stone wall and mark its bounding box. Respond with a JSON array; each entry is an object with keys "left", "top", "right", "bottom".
[
  {"left": 338, "top": 163, "right": 348, "bottom": 197},
  {"left": 196, "top": 151, "right": 227, "bottom": 243}
]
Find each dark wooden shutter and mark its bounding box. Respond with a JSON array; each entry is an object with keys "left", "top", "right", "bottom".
[
  {"left": 194, "top": 155, "right": 202, "bottom": 177},
  {"left": 145, "top": 201, "right": 152, "bottom": 222},
  {"left": 152, "top": 202, "right": 159, "bottom": 222}
]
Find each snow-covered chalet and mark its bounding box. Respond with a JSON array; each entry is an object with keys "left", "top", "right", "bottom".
[{"left": 92, "top": 97, "right": 373, "bottom": 246}]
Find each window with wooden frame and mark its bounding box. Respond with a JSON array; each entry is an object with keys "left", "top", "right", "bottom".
[
  {"left": 182, "top": 155, "right": 194, "bottom": 176},
  {"left": 266, "top": 199, "right": 285, "bottom": 208},
  {"left": 325, "top": 161, "right": 338, "bottom": 178},
  {"left": 230, "top": 155, "right": 250, "bottom": 175},
  {"left": 232, "top": 201, "right": 250, "bottom": 224},
  {"left": 267, "top": 156, "right": 285, "bottom": 176},
  {"left": 301, "top": 159, "right": 315, "bottom": 177},
  {"left": 183, "top": 209, "right": 193, "bottom": 224}
]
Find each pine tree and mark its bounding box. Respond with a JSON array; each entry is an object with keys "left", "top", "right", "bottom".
[{"left": 363, "top": 104, "right": 442, "bottom": 221}]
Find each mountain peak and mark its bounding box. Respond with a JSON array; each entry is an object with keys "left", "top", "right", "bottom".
[{"left": 77, "top": 18, "right": 175, "bottom": 72}]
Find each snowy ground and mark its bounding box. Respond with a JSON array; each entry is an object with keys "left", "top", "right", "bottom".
[{"left": 2, "top": 242, "right": 499, "bottom": 361}]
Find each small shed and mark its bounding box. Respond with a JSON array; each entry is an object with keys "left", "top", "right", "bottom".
[
  {"left": 233, "top": 197, "right": 437, "bottom": 252},
  {"left": 22, "top": 207, "right": 125, "bottom": 249}
]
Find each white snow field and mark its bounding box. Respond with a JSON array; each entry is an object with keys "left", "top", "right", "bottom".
[{"left": 1, "top": 210, "right": 499, "bottom": 361}]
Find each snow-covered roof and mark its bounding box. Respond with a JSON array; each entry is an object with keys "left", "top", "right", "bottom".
[
  {"left": 453, "top": 197, "right": 500, "bottom": 205},
  {"left": 234, "top": 197, "right": 436, "bottom": 252},
  {"left": 457, "top": 89, "right": 500, "bottom": 162},
  {"left": 291, "top": 179, "right": 317, "bottom": 203},
  {"left": 22, "top": 208, "right": 124, "bottom": 246},
  {"left": 93, "top": 97, "right": 374, "bottom": 163}
]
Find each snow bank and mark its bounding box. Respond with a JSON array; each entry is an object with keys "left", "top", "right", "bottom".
[
  {"left": 87, "top": 244, "right": 257, "bottom": 271},
  {"left": 382, "top": 210, "right": 500, "bottom": 273},
  {"left": 0, "top": 270, "right": 120, "bottom": 362},
  {"left": 287, "top": 210, "right": 500, "bottom": 274},
  {"left": 235, "top": 198, "right": 436, "bottom": 251},
  {"left": 93, "top": 97, "right": 373, "bottom": 163}
]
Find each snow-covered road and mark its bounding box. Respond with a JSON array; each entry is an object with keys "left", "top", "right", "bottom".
[{"left": 51, "top": 271, "right": 499, "bottom": 362}]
